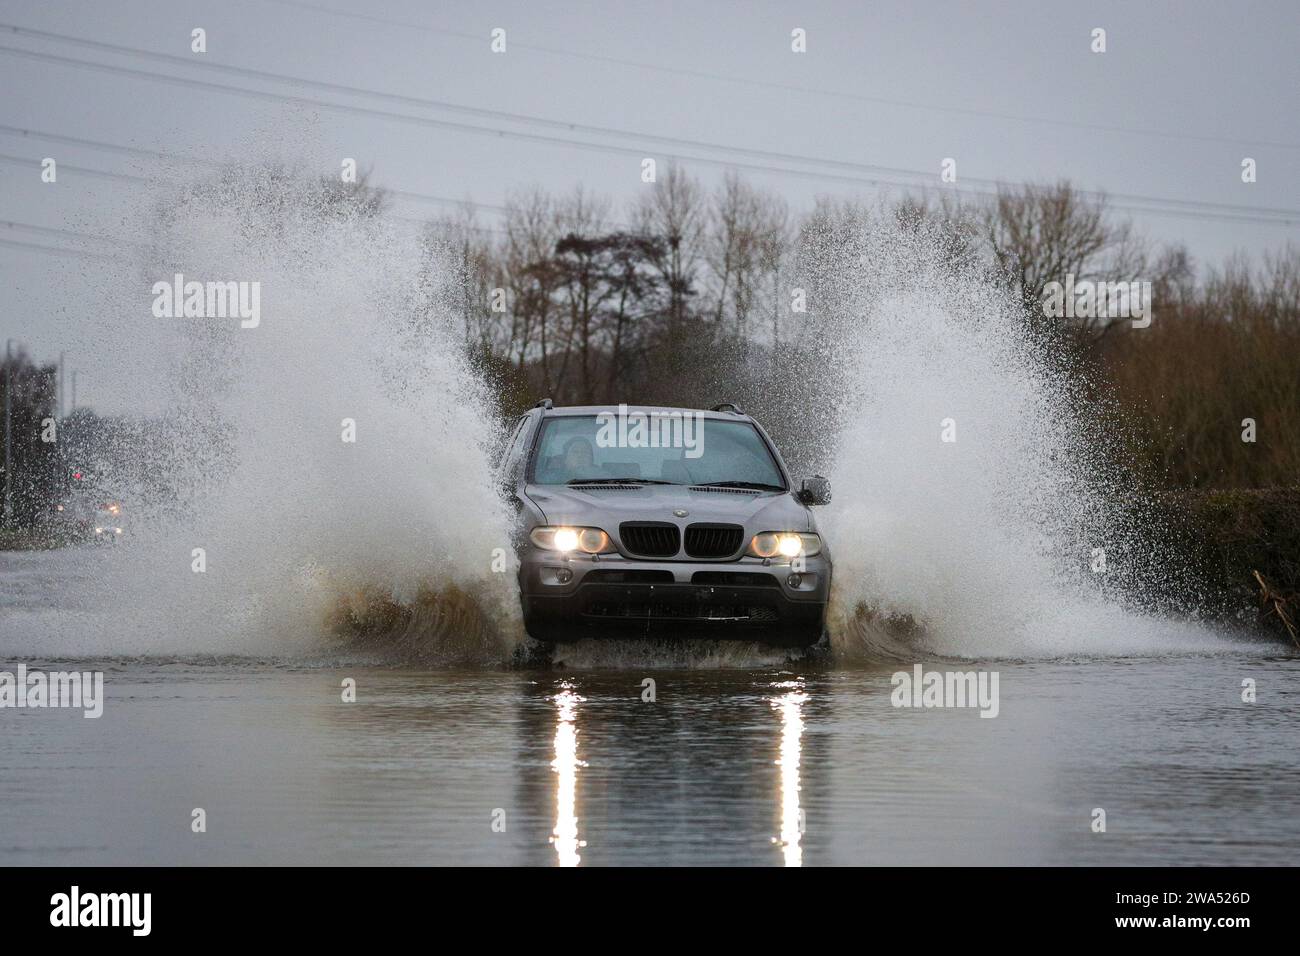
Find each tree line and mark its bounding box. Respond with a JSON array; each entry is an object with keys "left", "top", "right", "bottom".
[{"left": 425, "top": 167, "right": 1298, "bottom": 490}]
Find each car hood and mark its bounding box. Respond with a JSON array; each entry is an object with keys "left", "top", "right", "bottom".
[{"left": 523, "top": 483, "right": 814, "bottom": 533}]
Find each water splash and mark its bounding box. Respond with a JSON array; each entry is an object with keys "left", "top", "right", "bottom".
[
  {"left": 49, "top": 161, "right": 521, "bottom": 660},
  {"left": 804, "top": 209, "right": 1232, "bottom": 659}
]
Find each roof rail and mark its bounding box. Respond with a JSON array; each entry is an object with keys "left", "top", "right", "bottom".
[
  {"left": 710, "top": 402, "right": 743, "bottom": 414},
  {"left": 534, "top": 398, "right": 554, "bottom": 410}
]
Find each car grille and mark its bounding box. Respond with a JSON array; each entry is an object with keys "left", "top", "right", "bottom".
[
  {"left": 683, "top": 523, "right": 744, "bottom": 558},
  {"left": 584, "top": 569, "right": 675, "bottom": 584},
  {"left": 690, "top": 571, "right": 779, "bottom": 587},
  {"left": 585, "top": 601, "right": 778, "bottom": 622},
  {"left": 619, "top": 522, "right": 680, "bottom": 557}
]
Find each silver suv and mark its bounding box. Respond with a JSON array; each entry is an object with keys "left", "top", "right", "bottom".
[{"left": 498, "top": 401, "right": 832, "bottom": 647}]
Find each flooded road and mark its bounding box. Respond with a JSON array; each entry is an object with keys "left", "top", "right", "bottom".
[{"left": 3, "top": 547, "right": 1297, "bottom": 866}]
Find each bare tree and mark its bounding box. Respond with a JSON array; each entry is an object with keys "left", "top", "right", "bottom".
[
  {"left": 552, "top": 187, "right": 613, "bottom": 402},
  {"left": 983, "top": 180, "right": 1149, "bottom": 340},
  {"left": 707, "top": 171, "right": 790, "bottom": 345},
  {"left": 502, "top": 187, "right": 561, "bottom": 388},
  {"left": 424, "top": 204, "right": 498, "bottom": 352},
  {"left": 632, "top": 163, "right": 705, "bottom": 355}
]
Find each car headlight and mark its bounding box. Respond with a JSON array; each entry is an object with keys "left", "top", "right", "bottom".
[
  {"left": 530, "top": 526, "right": 614, "bottom": 554},
  {"left": 748, "top": 532, "right": 821, "bottom": 558}
]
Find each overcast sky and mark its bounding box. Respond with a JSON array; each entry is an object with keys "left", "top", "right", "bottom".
[{"left": 2, "top": 0, "right": 1298, "bottom": 412}]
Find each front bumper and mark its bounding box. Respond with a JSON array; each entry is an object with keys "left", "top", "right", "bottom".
[{"left": 519, "top": 550, "right": 830, "bottom": 645}]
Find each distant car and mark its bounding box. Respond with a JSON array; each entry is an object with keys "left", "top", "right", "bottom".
[
  {"left": 498, "top": 402, "right": 832, "bottom": 647},
  {"left": 91, "top": 501, "right": 125, "bottom": 541}
]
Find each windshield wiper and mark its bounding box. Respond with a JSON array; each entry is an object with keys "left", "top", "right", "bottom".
[
  {"left": 694, "top": 480, "right": 786, "bottom": 491},
  {"left": 566, "top": 477, "right": 679, "bottom": 485}
]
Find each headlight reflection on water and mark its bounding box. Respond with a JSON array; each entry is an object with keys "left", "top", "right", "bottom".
[
  {"left": 770, "top": 682, "right": 808, "bottom": 868},
  {"left": 548, "top": 680, "right": 807, "bottom": 867},
  {"left": 550, "top": 684, "right": 588, "bottom": 867}
]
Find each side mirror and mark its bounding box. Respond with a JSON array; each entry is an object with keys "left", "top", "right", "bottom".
[
  {"left": 499, "top": 476, "right": 522, "bottom": 506},
  {"left": 796, "top": 475, "right": 831, "bottom": 506}
]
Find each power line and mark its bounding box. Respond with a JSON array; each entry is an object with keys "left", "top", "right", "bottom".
[
  {"left": 2, "top": 25, "right": 1297, "bottom": 226},
  {"left": 0, "top": 27, "right": 960, "bottom": 192},
  {"left": 259, "top": 0, "right": 1300, "bottom": 152},
  {"left": 0, "top": 214, "right": 510, "bottom": 262},
  {"left": 8, "top": 20, "right": 1294, "bottom": 217},
  {"left": 0, "top": 219, "right": 133, "bottom": 260},
  {"left": 0, "top": 125, "right": 638, "bottom": 231},
  {"left": 2, "top": 218, "right": 138, "bottom": 248},
  {"left": 0, "top": 43, "right": 706, "bottom": 224},
  {"left": 0, "top": 149, "right": 509, "bottom": 237},
  {"left": 1, "top": 128, "right": 1295, "bottom": 239},
  {"left": 0, "top": 159, "right": 515, "bottom": 258},
  {"left": 0, "top": 47, "right": 1289, "bottom": 230},
  {"left": 0, "top": 124, "right": 505, "bottom": 215},
  {"left": 0, "top": 150, "right": 150, "bottom": 184},
  {"left": 0, "top": 235, "right": 116, "bottom": 260}
]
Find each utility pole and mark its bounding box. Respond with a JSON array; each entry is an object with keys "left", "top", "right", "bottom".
[
  {"left": 4, "top": 339, "right": 13, "bottom": 526},
  {"left": 59, "top": 350, "right": 65, "bottom": 419},
  {"left": 71, "top": 370, "right": 78, "bottom": 412}
]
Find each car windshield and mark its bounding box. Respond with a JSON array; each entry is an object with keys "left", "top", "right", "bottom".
[{"left": 529, "top": 414, "right": 785, "bottom": 488}]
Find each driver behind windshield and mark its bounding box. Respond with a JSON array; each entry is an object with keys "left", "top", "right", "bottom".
[{"left": 562, "top": 437, "right": 602, "bottom": 481}]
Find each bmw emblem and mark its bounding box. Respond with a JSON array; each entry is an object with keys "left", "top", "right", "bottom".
[{"left": 673, "top": 509, "right": 689, "bottom": 518}]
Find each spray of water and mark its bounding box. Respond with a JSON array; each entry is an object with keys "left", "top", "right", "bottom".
[
  {"left": 41, "top": 162, "right": 522, "bottom": 662},
  {"left": 805, "top": 208, "right": 1231, "bottom": 659}
]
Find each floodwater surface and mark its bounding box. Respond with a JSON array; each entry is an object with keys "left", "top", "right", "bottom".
[{"left": 2, "top": 550, "right": 1297, "bottom": 866}]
